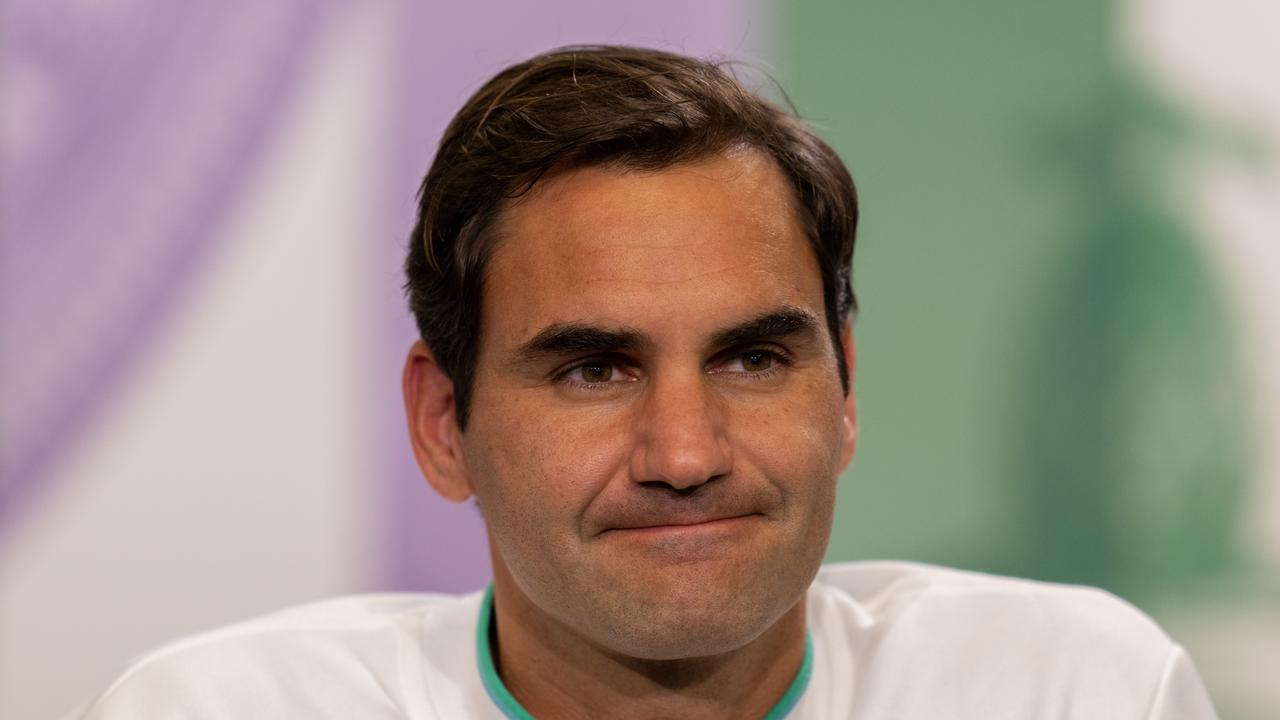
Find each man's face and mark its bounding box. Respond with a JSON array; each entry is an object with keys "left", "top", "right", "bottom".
[{"left": 458, "top": 148, "right": 854, "bottom": 660}]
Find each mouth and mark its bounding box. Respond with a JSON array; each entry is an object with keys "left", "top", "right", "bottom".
[{"left": 601, "top": 513, "right": 763, "bottom": 538}]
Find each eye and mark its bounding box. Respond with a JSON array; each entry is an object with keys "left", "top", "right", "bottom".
[
  {"left": 574, "top": 361, "right": 614, "bottom": 383},
  {"left": 740, "top": 350, "right": 773, "bottom": 373},
  {"left": 556, "top": 357, "right": 636, "bottom": 390},
  {"left": 714, "top": 347, "right": 790, "bottom": 376}
]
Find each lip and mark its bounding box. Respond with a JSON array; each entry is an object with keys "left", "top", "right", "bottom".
[{"left": 603, "top": 513, "right": 761, "bottom": 537}]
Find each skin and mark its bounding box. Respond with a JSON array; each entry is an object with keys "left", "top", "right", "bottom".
[{"left": 404, "top": 148, "right": 857, "bottom": 719}]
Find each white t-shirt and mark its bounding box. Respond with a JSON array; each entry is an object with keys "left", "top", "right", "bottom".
[{"left": 68, "top": 561, "right": 1218, "bottom": 718}]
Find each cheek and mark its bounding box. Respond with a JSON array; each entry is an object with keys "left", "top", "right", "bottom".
[
  {"left": 731, "top": 387, "right": 844, "bottom": 510},
  {"left": 462, "top": 394, "right": 630, "bottom": 539}
]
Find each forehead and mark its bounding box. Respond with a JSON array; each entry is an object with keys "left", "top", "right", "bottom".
[{"left": 482, "top": 150, "right": 824, "bottom": 350}]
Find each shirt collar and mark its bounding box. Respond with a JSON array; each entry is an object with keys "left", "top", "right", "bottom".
[{"left": 475, "top": 585, "right": 813, "bottom": 719}]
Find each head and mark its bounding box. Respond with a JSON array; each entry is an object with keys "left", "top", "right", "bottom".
[
  {"left": 403, "top": 46, "right": 859, "bottom": 660},
  {"left": 405, "top": 46, "right": 857, "bottom": 427}
]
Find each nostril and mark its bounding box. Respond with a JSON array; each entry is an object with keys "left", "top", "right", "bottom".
[{"left": 638, "top": 474, "right": 725, "bottom": 496}]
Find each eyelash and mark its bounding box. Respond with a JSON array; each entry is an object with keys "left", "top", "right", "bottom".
[
  {"left": 553, "top": 346, "right": 792, "bottom": 391},
  {"left": 715, "top": 346, "right": 793, "bottom": 381},
  {"left": 554, "top": 355, "right": 636, "bottom": 391}
]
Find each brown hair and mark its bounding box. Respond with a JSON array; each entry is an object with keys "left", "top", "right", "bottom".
[{"left": 405, "top": 45, "right": 858, "bottom": 427}]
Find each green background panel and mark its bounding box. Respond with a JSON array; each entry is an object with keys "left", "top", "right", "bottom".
[{"left": 774, "top": 0, "right": 1248, "bottom": 601}]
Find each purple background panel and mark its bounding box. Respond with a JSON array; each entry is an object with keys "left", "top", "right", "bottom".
[{"left": 0, "top": 1, "right": 333, "bottom": 534}]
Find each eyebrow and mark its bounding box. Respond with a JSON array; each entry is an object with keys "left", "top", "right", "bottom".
[
  {"left": 710, "top": 306, "right": 824, "bottom": 349},
  {"left": 512, "top": 323, "right": 649, "bottom": 364},
  {"left": 510, "top": 306, "right": 823, "bottom": 367}
]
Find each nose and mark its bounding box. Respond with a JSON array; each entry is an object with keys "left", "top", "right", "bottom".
[{"left": 630, "top": 370, "right": 733, "bottom": 492}]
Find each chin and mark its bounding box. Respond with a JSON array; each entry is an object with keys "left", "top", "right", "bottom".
[
  {"left": 603, "top": 613, "right": 770, "bottom": 661},
  {"left": 589, "top": 579, "right": 803, "bottom": 661}
]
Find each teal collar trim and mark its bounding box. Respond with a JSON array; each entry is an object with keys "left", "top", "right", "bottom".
[
  {"left": 476, "top": 585, "right": 813, "bottom": 720},
  {"left": 762, "top": 629, "right": 813, "bottom": 720},
  {"left": 476, "top": 586, "right": 535, "bottom": 720}
]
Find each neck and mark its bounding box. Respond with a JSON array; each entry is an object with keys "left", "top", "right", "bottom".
[{"left": 488, "top": 563, "right": 808, "bottom": 720}]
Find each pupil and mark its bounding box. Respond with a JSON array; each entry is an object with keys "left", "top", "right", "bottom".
[
  {"left": 585, "top": 364, "right": 611, "bottom": 381},
  {"left": 746, "top": 352, "right": 770, "bottom": 370}
]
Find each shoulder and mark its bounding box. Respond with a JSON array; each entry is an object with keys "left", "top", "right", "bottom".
[
  {"left": 814, "top": 560, "right": 1170, "bottom": 644},
  {"left": 805, "top": 562, "right": 1213, "bottom": 718},
  {"left": 68, "top": 592, "right": 480, "bottom": 719}
]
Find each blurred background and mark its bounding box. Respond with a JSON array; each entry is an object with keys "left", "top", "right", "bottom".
[{"left": 2, "top": 0, "right": 1276, "bottom": 717}]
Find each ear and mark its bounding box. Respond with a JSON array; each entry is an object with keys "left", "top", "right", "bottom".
[
  {"left": 838, "top": 326, "right": 858, "bottom": 471},
  {"left": 402, "top": 340, "right": 474, "bottom": 502}
]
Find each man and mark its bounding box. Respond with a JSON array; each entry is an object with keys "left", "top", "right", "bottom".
[{"left": 73, "top": 46, "right": 1217, "bottom": 718}]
